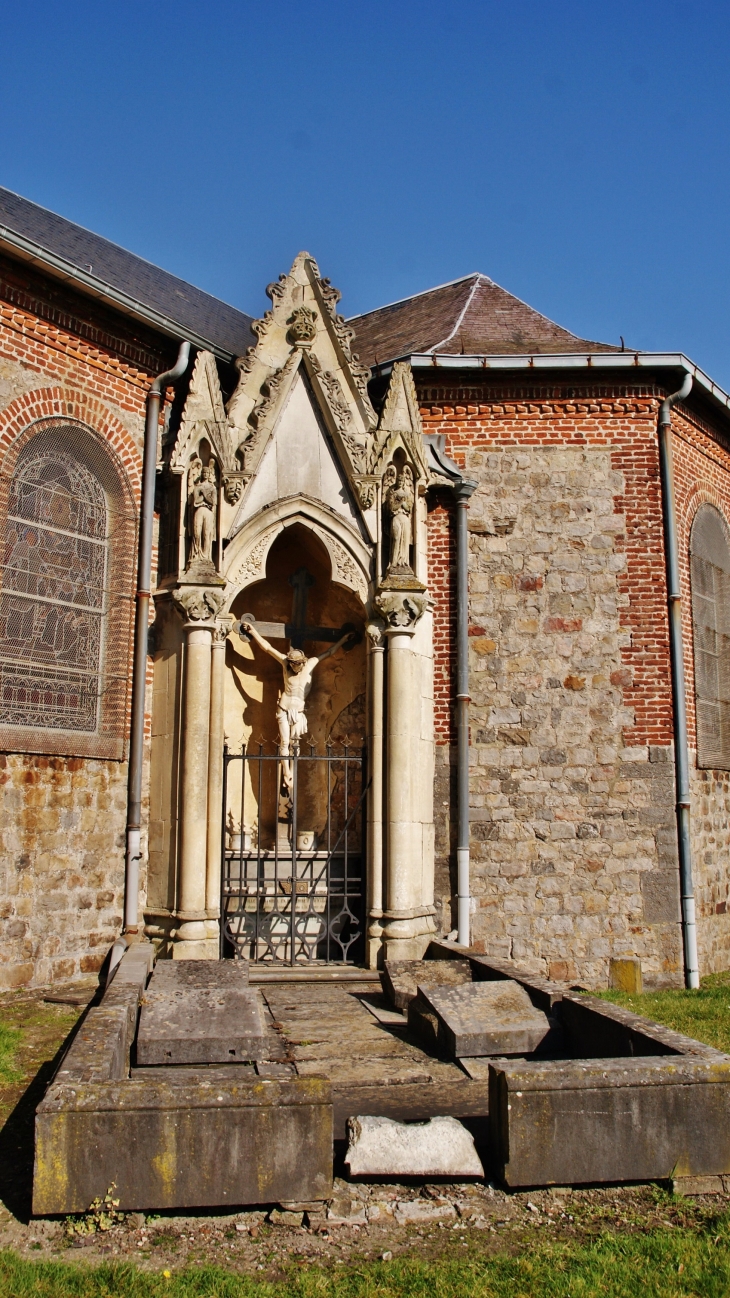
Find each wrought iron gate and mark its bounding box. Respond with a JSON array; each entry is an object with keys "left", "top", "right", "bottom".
[{"left": 221, "top": 742, "right": 366, "bottom": 964}]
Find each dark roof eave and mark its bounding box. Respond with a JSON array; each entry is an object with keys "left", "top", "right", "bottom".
[
  {"left": 0, "top": 224, "right": 238, "bottom": 364},
  {"left": 370, "top": 350, "right": 730, "bottom": 426}
]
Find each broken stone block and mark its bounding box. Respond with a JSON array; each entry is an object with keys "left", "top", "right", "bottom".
[
  {"left": 381, "top": 958, "right": 472, "bottom": 1011},
  {"left": 411, "top": 980, "right": 550, "bottom": 1058},
  {"left": 136, "top": 984, "right": 267, "bottom": 1065},
  {"left": 268, "top": 1208, "right": 304, "bottom": 1227},
  {"left": 393, "top": 1199, "right": 457, "bottom": 1225},
  {"left": 345, "top": 1114, "right": 483, "bottom": 1178}
]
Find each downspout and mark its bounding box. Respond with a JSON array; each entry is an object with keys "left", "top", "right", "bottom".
[
  {"left": 124, "top": 341, "right": 191, "bottom": 934},
  {"left": 657, "top": 371, "right": 700, "bottom": 989},
  {"left": 454, "top": 478, "right": 476, "bottom": 945}
]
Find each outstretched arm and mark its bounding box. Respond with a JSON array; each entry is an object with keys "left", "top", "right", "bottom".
[
  {"left": 316, "top": 630, "right": 355, "bottom": 664},
  {"left": 240, "top": 619, "right": 287, "bottom": 664}
]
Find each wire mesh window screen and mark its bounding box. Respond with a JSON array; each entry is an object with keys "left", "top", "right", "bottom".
[
  {"left": 0, "top": 430, "right": 109, "bottom": 733},
  {"left": 690, "top": 504, "right": 730, "bottom": 769}
]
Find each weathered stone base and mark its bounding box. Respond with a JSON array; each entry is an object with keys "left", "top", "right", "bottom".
[
  {"left": 171, "top": 938, "right": 219, "bottom": 960},
  {"left": 33, "top": 944, "right": 332, "bottom": 1214},
  {"left": 34, "top": 1074, "right": 333, "bottom": 1213}
]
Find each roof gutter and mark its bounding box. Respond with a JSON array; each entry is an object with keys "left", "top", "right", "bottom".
[
  {"left": 373, "top": 351, "right": 730, "bottom": 424},
  {"left": 0, "top": 224, "right": 236, "bottom": 363}
]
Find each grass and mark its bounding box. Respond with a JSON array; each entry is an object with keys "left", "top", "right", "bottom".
[
  {"left": 597, "top": 969, "right": 730, "bottom": 1053},
  {"left": 0, "top": 1024, "right": 22, "bottom": 1086},
  {"left": 2, "top": 1216, "right": 730, "bottom": 1297}
]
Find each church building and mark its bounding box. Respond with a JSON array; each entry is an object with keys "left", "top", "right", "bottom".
[{"left": 1, "top": 185, "right": 729, "bottom": 992}]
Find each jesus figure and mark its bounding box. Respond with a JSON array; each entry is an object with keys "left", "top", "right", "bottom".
[{"left": 240, "top": 619, "right": 353, "bottom": 790}]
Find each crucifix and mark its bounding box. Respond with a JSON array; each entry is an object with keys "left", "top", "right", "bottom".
[
  {"left": 237, "top": 567, "right": 359, "bottom": 793},
  {"left": 239, "top": 567, "right": 357, "bottom": 649}
]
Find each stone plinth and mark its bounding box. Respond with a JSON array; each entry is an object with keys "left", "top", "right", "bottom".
[
  {"left": 34, "top": 1075, "right": 333, "bottom": 1214},
  {"left": 490, "top": 1054, "right": 730, "bottom": 1188}
]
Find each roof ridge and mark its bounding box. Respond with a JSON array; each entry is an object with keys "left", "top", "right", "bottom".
[
  {"left": 347, "top": 272, "right": 489, "bottom": 322},
  {"left": 424, "top": 275, "right": 483, "bottom": 354}
]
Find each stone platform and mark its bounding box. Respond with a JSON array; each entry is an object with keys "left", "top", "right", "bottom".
[{"left": 33, "top": 941, "right": 730, "bottom": 1211}]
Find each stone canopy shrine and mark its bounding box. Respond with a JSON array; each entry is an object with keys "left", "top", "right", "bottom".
[{"left": 147, "top": 254, "right": 437, "bottom": 968}]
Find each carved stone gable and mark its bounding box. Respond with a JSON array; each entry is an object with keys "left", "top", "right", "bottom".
[
  {"left": 170, "top": 350, "right": 237, "bottom": 476},
  {"left": 224, "top": 254, "right": 378, "bottom": 534},
  {"left": 369, "top": 362, "right": 430, "bottom": 482}
]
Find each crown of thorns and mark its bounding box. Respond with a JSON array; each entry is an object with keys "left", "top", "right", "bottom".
[{"left": 286, "top": 648, "right": 306, "bottom": 663}]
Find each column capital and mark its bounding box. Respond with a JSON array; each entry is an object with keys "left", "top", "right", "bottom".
[
  {"left": 173, "top": 585, "right": 225, "bottom": 626},
  {"left": 212, "top": 613, "right": 236, "bottom": 644},
  {"left": 374, "top": 590, "right": 430, "bottom": 634},
  {"left": 366, "top": 619, "right": 387, "bottom": 650}
]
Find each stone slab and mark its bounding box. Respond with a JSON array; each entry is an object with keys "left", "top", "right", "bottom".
[
  {"left": 33, "top": 1075, "right": 332, "bottom": 1213},
  {"left": 489, "top": 1055, "right": 730, "bottom": 1188},
  {"left": 411, "top": 980, "right": 550, "bottom": 1058},
  {"left": 110, "top": 942, "right": 155, "bottom": 988},
  {"left": 345, "top": 1114, "right": 483, "bottom": 1178},
  {"left": 136, "top": 986, "right": 268, "bottom": 1065},
  {"left": 381, "top": 959, "right": 472, "bottom": 1011},
  {"left": 672, "top": 1175, "right": 729, "bottom": 1196},
  {"left": 150, "top": 958, "right": 249, "bottom": 987},
  {"left": 609, "top": 957, "right": 643, "bottom": 994}
]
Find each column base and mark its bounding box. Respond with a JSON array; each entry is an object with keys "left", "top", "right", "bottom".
[
  {"left": 173, "top": 917, "right": 218, "bottom": 960},
  {"left": 366, "top": 916, "right": 384, "bottom": 970},
  {"left": 172, "top": 938, "right": 220, "bottom": 961},
  {"left": 382, "top": 910, "right": 436, "bottom": 962}
]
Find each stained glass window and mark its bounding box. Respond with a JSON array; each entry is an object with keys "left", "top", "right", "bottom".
[
  {"left": 690, "top": 504, "right": 730, "bottom": 770},
  {"left": 0, "top": 436, "right": 109, "bottom": 734}
]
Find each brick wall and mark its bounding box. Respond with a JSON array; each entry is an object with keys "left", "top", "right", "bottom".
[
  {"left": 0, "top": 272, "right": 167, "bottom": 987},
  {"left": 672, "top": 406, "right": 730, "bottom": 972},
  {"left": 420, "top": 378, "right": 730, "bottom": 986}
]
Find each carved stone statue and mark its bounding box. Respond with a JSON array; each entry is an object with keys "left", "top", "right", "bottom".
[
  {"left": 241, "top": 619, "right": 353, "bottom": 790},
  {"left": 188, "top": 461, "right": 217, "bottom": 567},
  {"left": 385, "top": 462, "right": 414, "bottom": 572}
]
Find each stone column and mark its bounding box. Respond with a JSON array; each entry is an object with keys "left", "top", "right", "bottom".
[
  {"left": 205, "top": 619, "right": 232, "bottom": 947},
  {"left": 366, "top": 623, "right": 385, "bottom": 968},
  {"left": 376, "top": 591, "right": 435, "bottom": 960},
  {"left": 173, "top": 587, "right": 223, "bottom": 959}
]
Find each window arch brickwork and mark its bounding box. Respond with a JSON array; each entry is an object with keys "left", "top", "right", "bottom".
[
  {"left": 690, "top": 502, "right": 730, "bottom": 770},
  {"left": 0, "top": 403, "right": 137, "bottom": 759}
]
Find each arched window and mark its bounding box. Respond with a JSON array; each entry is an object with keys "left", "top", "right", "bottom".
[
  {"left": 0, "top": 420, "right": 135, "bottom": 758},
  {"left": 690, "top": 503, "right": 730, "bottom": 769}
]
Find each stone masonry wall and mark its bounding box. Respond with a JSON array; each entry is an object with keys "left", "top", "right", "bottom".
[
  {"left": 422, "top": 381, "right": 696, "bottom": 987},
  {"left": 0, "top": 755, "right": 127, "bottom": 987},
  {"left": 0, "top": 267, "right": 169, "bottom": 987}
]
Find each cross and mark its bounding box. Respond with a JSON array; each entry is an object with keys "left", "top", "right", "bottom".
[{"left": 239, "top": 566, "right": 358, "bottom": 650}]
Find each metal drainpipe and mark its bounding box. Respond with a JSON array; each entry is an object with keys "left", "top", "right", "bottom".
[
  {"left": 124, "top": 341, "right": 191, "bottom": 934},
  {"left": 454, "top": 477, "right": 477, "bottom": 946},
  {"left": 657, "top": 371, "right": 700, "bottom": 989}
]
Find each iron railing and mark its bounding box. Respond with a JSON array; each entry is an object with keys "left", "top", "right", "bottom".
[{"left": 221, "top": 741, "right": 366, "bottom": 964}]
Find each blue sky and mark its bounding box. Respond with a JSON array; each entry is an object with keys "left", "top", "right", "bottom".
[{"left": 2, "top": 1, "right": 730, "bottom": 382}]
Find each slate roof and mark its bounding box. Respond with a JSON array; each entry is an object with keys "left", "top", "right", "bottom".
[
  {"left": 348, "top": 273, "right": 618, "bottom": 367},
  {"left": 0, "top": 186, "right": 256, "bottom": 359}
]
